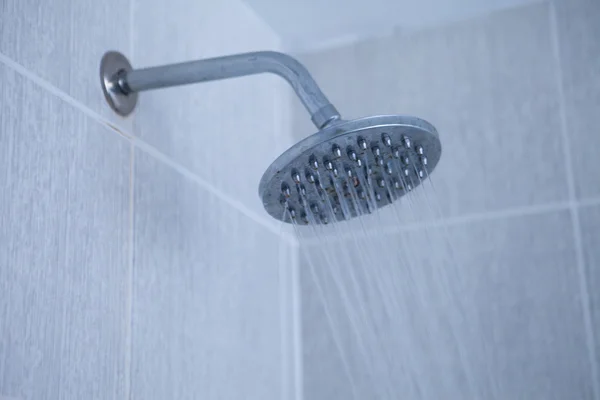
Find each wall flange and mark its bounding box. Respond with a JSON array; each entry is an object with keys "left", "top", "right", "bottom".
[{"left": 100, "top": 51, "right": 138, "bottom": 117}]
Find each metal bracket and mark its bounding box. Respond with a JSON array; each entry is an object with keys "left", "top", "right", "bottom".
[
  {"left": 100, "top": 51, "right": 138, "bottom": 117},
  {"left": 99, "top": 50, "right": 340, "bottom": 128}
]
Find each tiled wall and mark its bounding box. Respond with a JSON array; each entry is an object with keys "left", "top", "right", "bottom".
[
  {"left": 292, "top": 0, "right": 600, "bottom": 399},
  {"left": 0, "top": 1, "right": 299, "bottom": 399}
]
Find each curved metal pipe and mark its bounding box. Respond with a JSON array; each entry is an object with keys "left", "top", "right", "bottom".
[{"left": 109, "top": 51, "right": 341, "bottom": 129}]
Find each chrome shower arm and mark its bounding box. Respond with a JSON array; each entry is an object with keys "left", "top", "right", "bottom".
[{"left": 101, "top": 51, "right": 341, "bottom": 129}]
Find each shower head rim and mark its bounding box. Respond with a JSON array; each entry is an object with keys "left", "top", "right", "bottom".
[
  {"left": 259, "top": 114, "right": 441, "bottom": 223},
  {"left": 259, "top": 114, "right": 439, "bottom": 196}
]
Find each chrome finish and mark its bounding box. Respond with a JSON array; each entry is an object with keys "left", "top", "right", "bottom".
[
  {"left": 100, "top": 51, "right": 138, "bottom": 116},
  {"left": 382, "top": 133, "right": 392, "bottom": 147},
  {"left": 100, "top": 50, "right": 340, "bottom": 128},
  {"left": 292, "top": 171, "right": 301, "bottom": 183},
  {"left": 332, "top": 145, "right": 342, "bottom": 158},
  {"left": 403, "top": 136, "right": 411, "bottom": 148},
  {"left": 309, "top": 155, "right": 319, "bottom": 170},
  {"left": 259, "top": 115, "right": 442, "bottom": 224},
  {"left": 358, "top": 138, "right": 368, "bottom": 150},
  {"left": 98, "top": 52, "right": 444, "bottom": 226}
]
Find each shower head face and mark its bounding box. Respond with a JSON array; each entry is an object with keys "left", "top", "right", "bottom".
[{"left": 259, "top": 115, "right": 441, "bottom": 225}]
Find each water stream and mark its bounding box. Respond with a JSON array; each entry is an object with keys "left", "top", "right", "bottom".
[{"left": 290, "top": 170, "right": 488, "bottom": 399}]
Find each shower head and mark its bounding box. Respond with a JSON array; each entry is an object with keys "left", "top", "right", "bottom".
[
  {"left": 100, "top": 50, "right": 441, "bottom": 225},
  {"left": 259, "top": 115, "right": 441, "bottom": 225}
]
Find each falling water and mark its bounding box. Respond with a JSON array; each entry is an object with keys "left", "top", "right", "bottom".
[{"left": 289, "top": 148, "right": 488, "bottom": 399}]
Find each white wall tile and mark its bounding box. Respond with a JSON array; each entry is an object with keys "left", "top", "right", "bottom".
[
  {"left": 293, "top": 2, "right": 568, "bottom": 223},
  {"left": 130, "top": 149, "right": 286, "bottom": 400},
  {"left": 69, "top": 0, "right": 133, "bottom": 130},
  {"left": 0, "top": 0, "right": 132, "bottom": 131},
  {"left": 0, "top": 0, "right": 72, "bottom": 92},
  {"left": 554, "top": 0, "right": 600, "bottom": 201},
  {"left": 578, "top": 203, "right": 600, "bottom": 386},
  {"left": 0, "top": 65, "right": 130, "bottom": 400},
  {"left": 300, "top": 210, "right": 594, "bottom": 399},
  {"left": 132, "top": 0, "right": 295, "bottom": 221}
]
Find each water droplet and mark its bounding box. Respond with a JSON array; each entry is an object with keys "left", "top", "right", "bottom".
[
  {"left": 386, "top": 162, "right": 393, "bottom": 175},
  {"left": 332, "top": 145, "right": 342, "bottom": 158},
  {"left": 358, "top": 138, "right": 367, "bottom": 150},
  {"left": 291, "top": 170, "right": 301, "bottom": 183},
  {"left": 309, "top": 155, "right": 318, "bottom": 170},
  {"left": 347, "top": 148, "right": 357, "bottom": 161},
  {"left": 382, "top": 133, "right": 392, "bottom": 147}
]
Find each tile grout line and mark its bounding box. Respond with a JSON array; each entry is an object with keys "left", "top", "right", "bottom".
[
  {"left": 275, "top": 53, "right": 293, "bottom": 400},
  {"left": 295, "top": 197, "right": 600, "bottom": 247},
  {"left": 129, "top": 0, "right": 135, "bottom": 62},
  {"left": 278, "top": 233, "right": 291, "bottom": 400},
  {"left": 0, "top": 50, "right": 298, "bottom": 244},
  {"left": 132, "top": 137, "right": 298, "bottom": 244},
  {"left": 299, "top": 200, "right": 574, "bottom": 246},
  {"left": 550, "top": 3, "right": 600, "bottom": 399},
  {"left": 579, "top": 197, "right": 600, "bottom": 208},
  {"left": 0, "top": 51, "right": 133, "bottom": 140},
  {"left": 125, "top": 141, "right": 135, "bottom": 400},
  {"left": 290, "top": 241, "right": 304, "bottom": 400},
  {"left": 126, "top": 3, "right": 135, "bottom": 400},
  {"left": 273, "top": 42, "right": 304, "bottom": 400}
]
